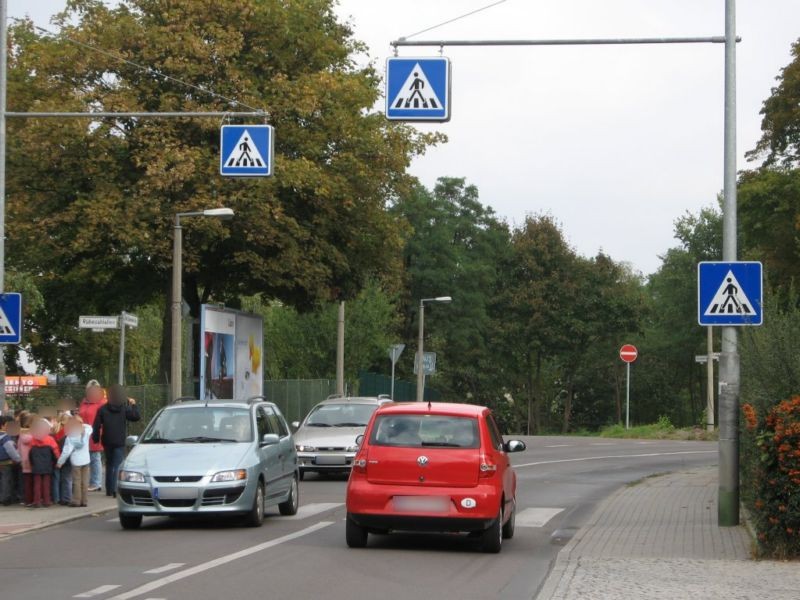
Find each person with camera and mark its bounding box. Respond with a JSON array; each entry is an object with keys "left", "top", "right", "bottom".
[{"left": 91, "top": 385, "right": 140, "bottom": 497}]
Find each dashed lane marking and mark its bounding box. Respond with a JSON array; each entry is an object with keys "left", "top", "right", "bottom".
[
  {"left": 143, "top": 563, "right": 185, "bottom": 575},
  {"left": 74, "top": 585, "right": 121, "bottom": 598},
  {"left": 106, "top": 521, "right": 334, "bottom": 600},
  {"left": 516, "top": 507, "right": 564, "bottom": 528},
  {"left": 545, "top": 444, "right": 572, "bottom": 448}
]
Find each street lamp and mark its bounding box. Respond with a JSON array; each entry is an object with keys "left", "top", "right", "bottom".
[
  {"left": 416, "top": 296, "right": 452, "bottom": 402},
  {"left": 171, "top": 207, "right": 235, "bottom": 401}
]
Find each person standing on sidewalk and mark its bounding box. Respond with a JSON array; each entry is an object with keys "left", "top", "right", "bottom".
[
  {"left": 79, "top": 380, "right": 105, "bottom": 492},
  {"left": 92, "top": 385, "right": 140, "bottom": 497},
  {"left": 56, "top": 416, "right": 93, "bottom": 507},
  {"left": 0, "top": 418, "right": 22, "bottom": 505},
  {"left": 29, "top": 419, "right": 60, "bottom": 508}
]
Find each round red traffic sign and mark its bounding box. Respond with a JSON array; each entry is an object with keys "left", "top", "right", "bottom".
[{"left": 619, "top": 344, "right": 638, "bottom": 363}]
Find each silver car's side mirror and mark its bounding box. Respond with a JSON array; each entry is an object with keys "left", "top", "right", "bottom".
[
  {"left": 261, "top": 433, "right": 280, "bottom": 446},
  {"left": 504, "top": 440, "right": 526, "bottom": 453},
  {"left": 125, "top": 435, "right": 139, "bottom": 447},
  {"left": 355, "top": 434, "right": 365, "bottom": 447},
  {"left": 291, "top": 421, "right": 300, "bottom": 430}
]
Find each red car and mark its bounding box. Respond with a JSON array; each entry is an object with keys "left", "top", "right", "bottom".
[{"left": 345, "top": 402, "right": 526, "bottom": 553}]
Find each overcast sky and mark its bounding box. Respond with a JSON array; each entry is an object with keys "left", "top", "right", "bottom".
[{"left": 11, "top": 1, "right": 800, "bottom": 275}]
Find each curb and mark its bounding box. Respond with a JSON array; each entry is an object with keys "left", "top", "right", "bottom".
[{"left": 0, "top": 505, "right": 117, "bottom": 541}]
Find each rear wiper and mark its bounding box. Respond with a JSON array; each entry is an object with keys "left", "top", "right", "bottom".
[
  {"left": 141, "top": 437, "right": 175, "bottom": 444},
  {"left": 306, "top": 423, "right": 332, "bottom": 427},
  {"left": 421, "top": 441, "right": 464, "bottom": 447},
  {"left": 175, "top": 436, "right": 233, "bottom": 443},
  {"left": 333, "top": 423, "right": 366, "bottom": 427}
]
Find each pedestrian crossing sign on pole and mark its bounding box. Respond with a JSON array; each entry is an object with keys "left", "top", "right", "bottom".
[
  {"left": 0, "top": 293, "right": 22, "bottom": 344},
  {"left": 386, "top": 57, "right": 451, "bottom": 122},
  {"left": 698, "top": 262, "right": 763, "bottom": 326},
  {"left": 220, "top": 125, "right": 274, "bottom": 177}
]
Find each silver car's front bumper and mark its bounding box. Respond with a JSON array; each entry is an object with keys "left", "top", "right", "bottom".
[
  {"left": 297, "top": 451, "right": 356, "bottom": 471},
  {"left": 117, "top": 478, "right": 254, "bottom": 515}
]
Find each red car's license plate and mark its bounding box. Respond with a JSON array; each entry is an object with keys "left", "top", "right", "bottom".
[{"left": 392, "top": 496, "right": 450, "bottom": 513}]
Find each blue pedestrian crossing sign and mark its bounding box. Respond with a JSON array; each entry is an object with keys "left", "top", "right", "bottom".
[
  {"left": 698, "top": 262, "right": 763, "bottom": 326},
  {"left": 386, "top": 57, "right": 451, "bottom": 122},
  {"left": 220, "top": 125, "right": 274, "bottom": 177},
  {"left": 0, "top": 293, "right": 22, "bottom": 344}
]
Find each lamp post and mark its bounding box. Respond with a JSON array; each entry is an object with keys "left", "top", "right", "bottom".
[
  {"left": 416, "top": 296, "right": 452, "bottom": 402},
  {"left": 171, "top": 208, "right": 234, "bottom": 401}
]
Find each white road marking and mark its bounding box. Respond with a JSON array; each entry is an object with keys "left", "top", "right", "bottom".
[
  {"left": 107, "top": 518, "right": 119, "bottom": 523},
  {"left": 515, "top": 450, "right": 716, "bottom": 469},
  {"left": 107, "top": 521, "right": 334, "bottom": 600},
  {"left": 545, "top": 444, "right": 572, "bottom": 448},
  {"left": 591, "top": 443, "right": 616, "bottom": 446},
  {"left": 74, "top": 585, "right": 121, "bottom": 598},
  {"left": 143, "top": 563, "right": 185, "bottom": 575},
  {"left": 516, "top": 507, "right": 564, "bottom": 528},
  {"left": 276, "top": 502, "right": 342, "bottom": 521}
]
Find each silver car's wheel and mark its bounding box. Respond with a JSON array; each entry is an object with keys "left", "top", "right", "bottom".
[
  {"left": 244, "top": 482, "right": 265, "bottom": 527},
  {"left": 279, "top": 475, "right": 300, "bottom": 516}
]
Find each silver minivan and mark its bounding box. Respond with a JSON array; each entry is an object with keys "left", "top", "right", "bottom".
[{"left": 117, "top": 399, "right": 298, "bottom": 529}]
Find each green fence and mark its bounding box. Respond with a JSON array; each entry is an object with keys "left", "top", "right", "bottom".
[
  {"left": 358, "top": 371, "right": 440, "bottom": 402},
  {"left": 265, "top": 379, "right": 338, "bottom": 425}
]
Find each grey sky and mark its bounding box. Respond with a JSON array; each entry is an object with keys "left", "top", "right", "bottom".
[{"left": 11, "top": 1, "right": 800, "bottom": 274}]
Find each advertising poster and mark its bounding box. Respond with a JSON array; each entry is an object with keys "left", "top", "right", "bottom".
[{"left": 199, "top": 305, "right": 263, "bottom": 400}]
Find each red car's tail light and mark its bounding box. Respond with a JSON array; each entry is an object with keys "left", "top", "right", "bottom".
[
  {"left": 353, "top": 455, "right": 368, "bottom": 474},
  {"left": 479, "top": 457, "right": 497, "bottom": 478}
]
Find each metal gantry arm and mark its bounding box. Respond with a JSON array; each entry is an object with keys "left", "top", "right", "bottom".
[{"left": 391, "top": 36, "right": 740, "bottom": 47}]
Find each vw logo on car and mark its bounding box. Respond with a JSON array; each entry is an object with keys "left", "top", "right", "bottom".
[{"left": 417, "top": 455, "right": 429, "bottom": 467}]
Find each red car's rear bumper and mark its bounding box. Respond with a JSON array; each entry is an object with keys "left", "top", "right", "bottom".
[{"left": 346, "top": 478, "right": 502, "bottom": 531}]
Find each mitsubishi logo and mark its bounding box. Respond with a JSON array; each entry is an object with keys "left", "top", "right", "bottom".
[
  {"left": 417, "top": 456, "right": 429, "bottom": 467},
  {"left": 174, "top": 477, "right": 181, "bottom": 482}
]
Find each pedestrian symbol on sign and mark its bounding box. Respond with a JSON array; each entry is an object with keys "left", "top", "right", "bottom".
[
  {"left": 704, "top": 270, "right": 754, "bottom": 316},
  {"left": 223, "top": 130, "right": 265, "bottom": 169},
  {"left": 391, "top": 65, "right": 442, "bottom": 110}
]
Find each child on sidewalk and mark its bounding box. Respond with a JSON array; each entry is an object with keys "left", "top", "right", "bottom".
[
  {"left": 29, "top": 418, "right": 60, "bottom": 508},
  {"left": 56, "top": 416, "right": 93, "bottom": 507},
  {"left": 16, "top": 411, "right": 34, "bottom": 506},
  {"left": 51, "top": 413, "right": 73, "bottom": 505},
  {"left": 0, "top": 417, "right": 21, "bottom": 505}
]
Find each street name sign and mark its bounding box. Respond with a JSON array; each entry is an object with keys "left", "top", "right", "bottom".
[
  {"left": 0, "top": 293, "right": 22, "bottom": 344},
  {"left": 698, "top": 261, "right": 763, "bottom": 326},
  {"left": 220, "top": 124, "right": 274, "bottom": 177},
  {"left": 122, "top": 312, "right": 139, "bottom": 328},
  {"left": 619, "top": 344, "right": 638, "bottom": 363},
  {"left": 386, "top": 57, "right": 451, "bottom": 122},
  {"left": 79, "top": 315, "right": 119, "bottom": 330}
]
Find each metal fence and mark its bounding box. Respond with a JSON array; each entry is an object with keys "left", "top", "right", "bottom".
[
  {"left": 357, "top": 371, "right": 440, "bottom": 402},
  {"left": 265, "top": 379, "right": 337, "bottom": 425}
]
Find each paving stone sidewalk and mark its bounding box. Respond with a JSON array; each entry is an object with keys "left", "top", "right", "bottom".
[
  {"left": 536, "top": 467, "right": 800, "bottom": 599},
  {"left": 0, "top": 494, "right": 117, "bottom": 540}
]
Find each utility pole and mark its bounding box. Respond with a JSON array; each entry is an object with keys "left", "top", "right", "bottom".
[
  {"left": 0, "top": 0, "right": 8, "bottom": 411},
  {"left": 707, "top": 327, "right": 715, "bottom": 432},
  {"left": 170, "top": 217, "right": 183, "bottom": 401},
  {"left": 416, "top": 301, "right": 425, "bottom": 402},
  {"left": 118, "top": 311, "right": 127, "bottom": 385},
  {"left": 336, "top": 301, "right": 345, "bottom": 396},
  {"left": 718, "top": 0, "right": 740, "bottom": 527}
]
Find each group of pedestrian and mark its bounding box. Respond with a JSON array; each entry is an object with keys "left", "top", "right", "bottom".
[{"left": 0, "top": 380, "right": 140, "bottom": 508}]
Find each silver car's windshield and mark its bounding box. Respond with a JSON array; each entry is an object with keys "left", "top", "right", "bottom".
[
  {"left": 304, "top": 403, "right": 377, "bottom": 427},
  {"left": 141, "top": 407, "right": 253, "bottom": 443}
]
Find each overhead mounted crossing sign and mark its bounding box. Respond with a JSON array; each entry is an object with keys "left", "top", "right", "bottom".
[{"left": 386, "top": 57, "right": 451, "bottom": 122}]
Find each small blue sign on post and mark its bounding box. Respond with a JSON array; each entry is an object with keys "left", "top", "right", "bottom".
[
  {"left": 0, "top": 293, "right": 23, "bottom": 344},
  {"left": 698, "top": 262, "right": 763, "bottom": 326},
  {"left": 386, "top": 57, "right": 451, "bottom": 122},
  {"left": 220, "top": 125, "right": 274, "bottom": 177}
]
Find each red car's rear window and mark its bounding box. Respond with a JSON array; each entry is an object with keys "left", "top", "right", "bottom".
[{"left": 369, "top": 414, "right": 479, "bottom": 449}]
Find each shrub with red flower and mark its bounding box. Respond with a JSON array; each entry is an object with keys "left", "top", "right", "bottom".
[{"left": 742, "top": 396, "right": 800, "bottom": 557}]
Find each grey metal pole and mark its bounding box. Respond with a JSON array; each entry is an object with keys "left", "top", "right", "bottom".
[
  {"left": 719, "top": 0, "right": 740, "bottom": 527},
  {"left": 390, "top": 356, "right": 395, "bottom": 401},
  {"left": 336, "top": 301, "right": 345, "bottom": 396},
  {"left": 625, "top": 361, "right": 631, "bottom": 430},
  {"left": 170, "top": 218, "right": 182, "bottom": 402},
  {"left": 707, "top": 326, "right": 715, "bottom": 432},
  {"left": 5, "top": 111, "right": 264, "bottom": 119},
  {"left": 0, "top": 0, "right": 7, "bottom": 412},
  {"left": 118, "top": 313, "right": 126, "bottom": 385},
  {"left": 416, "top": 302, "right": 424, "bottom": 402},
  {"left": 392, "top": 36, "right": 735, "bottom": 47}
]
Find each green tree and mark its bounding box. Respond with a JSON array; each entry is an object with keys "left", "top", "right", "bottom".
[{"left": 7, "top": 0, "right": 439, "bottom": 378}]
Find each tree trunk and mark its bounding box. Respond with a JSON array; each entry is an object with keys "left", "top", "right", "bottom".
[{"left": 562, "top": 376, "right": 573, "bottom": 434}]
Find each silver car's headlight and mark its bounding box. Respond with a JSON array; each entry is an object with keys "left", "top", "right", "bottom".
[
  {"left": 346, "top": 445, "right": 359, "bottom": 452},
  {"left": 296, "top": 445, "right": 317, "bottom": 452},
  {"left": 119, "top": 470, "right": 146, "bottom": 483},
  {"left": 211, "top": 469, "right": 247, "bottom": 482}
]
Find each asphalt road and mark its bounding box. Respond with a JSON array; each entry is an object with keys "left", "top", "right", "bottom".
[{"left": 0, "top": 436, "right": 717, "bottom": 600}]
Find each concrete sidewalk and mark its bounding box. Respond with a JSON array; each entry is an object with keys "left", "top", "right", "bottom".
[
  {"left": 0, "top": 494, "right": 117, "bottom": 540},
  {"left": 536, "top": 467, "right": 800, "bottom": 599}
]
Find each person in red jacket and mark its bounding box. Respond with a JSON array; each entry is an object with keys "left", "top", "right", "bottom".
[
  {"left": 29, "top": 418, "right": 60, "bottom": 508},
  {"left": 78, "top": 380, "right": 106, "bottom": 491}
]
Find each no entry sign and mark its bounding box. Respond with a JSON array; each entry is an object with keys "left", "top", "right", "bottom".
[{"left": 619, "top": 344, "right": 638, "bottom": 363}]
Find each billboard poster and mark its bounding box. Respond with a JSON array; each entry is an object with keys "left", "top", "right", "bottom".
[{"left": 199, "top": 305, "right": 263, "bottom": 400}]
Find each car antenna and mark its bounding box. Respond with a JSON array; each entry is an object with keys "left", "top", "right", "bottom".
[{"left": 427, "top": 400, "right": 431, "bottom": 410}]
